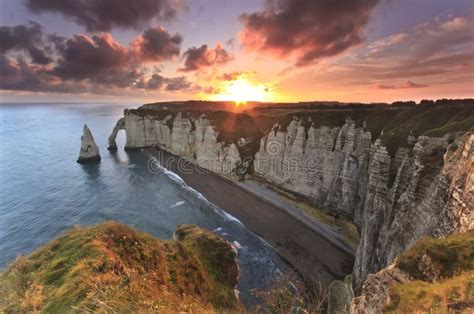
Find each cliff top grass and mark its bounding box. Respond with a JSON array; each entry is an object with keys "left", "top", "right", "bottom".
[
  {"left": 0, "top": 222, "right": 242, "bottom": 313},
  {"left": 385, "top": 272, "right": 474, "bottom": 313},
  {"left": 384, "top": 230, "right": 474, "bottom": 313},
  {"left": 395, "top": 230, "right": 474, "bottom": 281},
  {"left": 259, "top": 102, "right": 474, "bottom": 156}
]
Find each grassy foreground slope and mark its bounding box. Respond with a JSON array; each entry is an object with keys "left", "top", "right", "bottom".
[
  {"left": 386, "top": 230, "right": 474, "bottom": 313},
  {"left": 0, "top": 222, "right": 242, "bottom": 313}
]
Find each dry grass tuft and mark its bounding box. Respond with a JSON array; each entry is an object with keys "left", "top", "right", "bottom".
[{"left": 385, "top": 230, "right": 474, "bottom": 313}]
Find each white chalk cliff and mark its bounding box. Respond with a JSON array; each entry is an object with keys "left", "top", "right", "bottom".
[
  {"left": 255, "top": 119, "right": 473, "bottom": 290},
  {"left": 77, "top": 124, "right": 101, "bottom": 163},
  {"left": 109, "top": 107, "right": 473, "bottom": 291},
  {"left": 108, "top": 110, "right": 245, "bottom": 176},
  {"left": 254, "top": 117, "right": 372, "bottom": 219}
]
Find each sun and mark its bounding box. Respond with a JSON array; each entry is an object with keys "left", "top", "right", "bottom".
[{"left": 211, "top": 78, "right": 269, "bottom": 105}]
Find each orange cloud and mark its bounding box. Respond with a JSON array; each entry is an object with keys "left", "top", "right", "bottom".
[
  {"left": 239, "top": 0, "right": 381, "bottom": 66},
  {"left": 131, "top": 26, "right": 182, "bottom": 62}
]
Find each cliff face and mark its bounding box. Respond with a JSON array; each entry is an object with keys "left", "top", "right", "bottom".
[
  {"left": 437, "top": 131, "right": 474, "bottom": 234},
  {"left": 353, "top": 131, "right": 473, "bottom": 289},
  {"left": 255, "top": 117, "right": 473, "bottom": 289},
  {"left": 254, "top": 117, "right": 372, "bottom": 219},
  {"left": 109, "top": 110, "right": 248, "bottom": 176},
  {"left": 110, "top": 104, "right": 473, "bottom": 291}
]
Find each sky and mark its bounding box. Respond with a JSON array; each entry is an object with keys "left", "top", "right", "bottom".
[{"left": 0, "top": 0, "right": 473, "bottom": 103}]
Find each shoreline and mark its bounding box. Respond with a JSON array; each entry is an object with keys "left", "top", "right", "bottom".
[
  {"left": 149, "top": 147, "right": 354, "bottom": 287},
  {"left": 237, "top": 178, "right": 358, "bottom": 256}
]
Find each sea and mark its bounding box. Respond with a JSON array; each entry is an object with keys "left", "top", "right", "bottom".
[{"left": 0, "top": 102, "right": 286, "bottom": 307}]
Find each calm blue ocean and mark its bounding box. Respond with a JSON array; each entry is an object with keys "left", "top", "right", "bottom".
[{"left": 0, "top": 103, "right": 284, "bottom": 306}]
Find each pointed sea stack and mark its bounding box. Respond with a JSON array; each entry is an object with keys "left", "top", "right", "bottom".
[{"left": 77, "top": 124, "right": 101, "bottom": 163}]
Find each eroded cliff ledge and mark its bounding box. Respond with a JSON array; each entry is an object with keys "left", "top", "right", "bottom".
[{"left": 352, "top": 130, "right": 473, "bottom": 290}]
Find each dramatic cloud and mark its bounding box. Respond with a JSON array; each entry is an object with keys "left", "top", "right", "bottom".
[
  {"left": 164, "top": 76, "right": 191, "bottom": 91},
  {"left": 0, "top": 22, "right": 52, "bottom": 64},
  {"left": 134, "top": 73, "right": 193, "bottom": 91},
  {"left": 0, "top": 55, "right": 90, "bottom": 93},
  {"left": 143, "top": 74, "right": 166, "bottom": 89},
  {"left": 376, "top": 81, "right": 428, "bottom": 89},
  {"left": 0, "top": 56, "right": 41, "bottom": 91},
  {"left": 365, "top": 16, "right": 474, "bottom": 65},
  {"left": 290, "top": 15, "right": 474, "bottom": 99},
  {"left": 0, "top": 22, "right": 195, "bottom": 95},
  {"left": 132, "top": 26, "right": 182, "bottom": 62},
  {"left": 52, "top": 33, "right": 139, "bottom": 87},
  {"left": 179, "top": 43, "right": 232, "bottom": 72},
  {"left": 26, "top": 0, "right": 179, "bottom": 32},
  {"left": 239, "top": 0, "right": 380, "bottom": 66},
  {"left": 347, "top": 16, "right": 474, "bottom": 81}
]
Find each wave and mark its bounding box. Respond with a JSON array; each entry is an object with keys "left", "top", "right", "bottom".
[
  {"left": 170, "top": 201, "right": 185, "bottom": 208},
  {"left": 232, "top": 240, "right": 243, "bottom": 250},
  {"left": 147, "top": 155, "right": 244, "bottom": 226},
  {"left": 144, "top": 152, "right": 286, "bottom": 287}
]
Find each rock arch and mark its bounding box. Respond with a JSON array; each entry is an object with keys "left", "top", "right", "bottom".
[{"left": 107, "top": 117, "right": 125, "bottom": 150}]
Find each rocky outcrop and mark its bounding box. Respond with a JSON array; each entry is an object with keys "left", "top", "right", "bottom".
[
  {"left": 107, "top": 117, "right": 124, "bottom": 150},
  {"left": 255, "top": 117, "right": 473, "bottom": 290},
  {"left": 351, "top": 230, "right": 474, "bottom": 313},
  {"left": 108, "top": 110, "right": 248, "bottom": 176},
  {"left": 77, "top": 124, "right": 100, "bottom": 163},
  {"left": 353, "top": 131, "right": 473, "bottom": 289},
  {"left": 254, "top": 117, "right": 372, "bottom": 219},
  {"left": 436, "top": 131, "right": 474, "bottom": 234},
  {"left": 350, "top": 264, "right": 410, "bottom": 314},
  {"left": 327, "top": 275, "right": 354, "bottom": 314}
]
